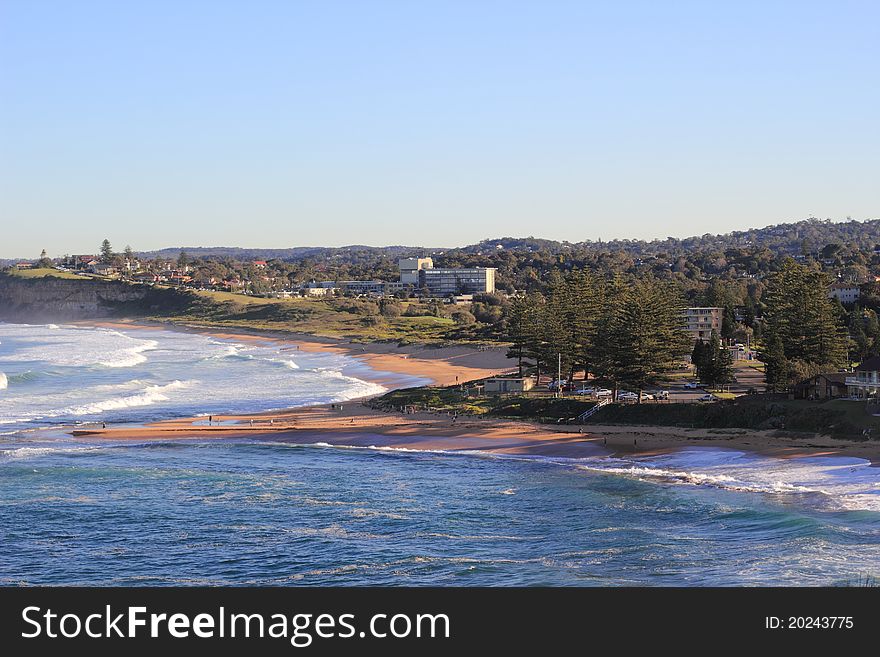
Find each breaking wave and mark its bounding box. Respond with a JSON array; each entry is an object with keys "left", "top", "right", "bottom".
[
  {"left": 98, "top": 339, "right": 158, "bottom": 368},
  {"left": 62, "top": 380, "right": 196, "bottom": 416}
]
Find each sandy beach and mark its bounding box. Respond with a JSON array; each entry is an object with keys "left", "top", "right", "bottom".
[{"left": 71, "top": 319, "right": 880, "bottom": 464}]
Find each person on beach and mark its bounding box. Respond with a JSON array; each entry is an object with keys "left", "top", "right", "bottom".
[{"left": 209, "top": 415, "right": 213, "bottom": 425}]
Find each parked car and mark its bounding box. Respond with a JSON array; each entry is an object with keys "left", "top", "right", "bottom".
[
  {"left": 617, "top": 391, "right": 639, "bottom": 401},
  {"left": 697, "top": 394, "right": 716, "bottom": 402},
  {"left": 684, "top": 382, "right": 699, "bottom": 389},
  {"left": 547, "top": 380, "right": 576, "bottom": 392},
  {"left": 573, "top": 387, "right": 596, "bottom": 396},
  {"left": 595, "top": 388, "right": 613, "bottom": 398},
  {"left": 640, "top": 393, "right": 655, "bottom": 401},
  {"left": 651, "top": 390, "right": 670, "bottom": 400}
]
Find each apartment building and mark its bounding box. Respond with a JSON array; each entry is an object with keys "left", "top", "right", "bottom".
[{"left": 683, "top": 307, "right": 723, "bottom": 341}]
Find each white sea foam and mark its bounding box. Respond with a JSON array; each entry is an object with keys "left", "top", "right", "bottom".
[
  {"left": 208, "top": 343, "right": 245, "bottom": 359},
  {"left": 98, "top": 339, "right": 158, "bottom": 368},
  {"left": 0, "top": 372, "right": 7, "bottom": 390},
  {"left": 0, "top": 323, "right": 392, "bottom": 428},
  {"left": 0, "top": 445, "right": 102, "bottom": 460},
  {"left": 274, "top": 441, "right": 880, "bottom": 512},
  {"left": 572, "top": 450, "right": 880, "bottom": 512},
  {"left": 63, "top": 380, "right": 197, "bottom": 416}
]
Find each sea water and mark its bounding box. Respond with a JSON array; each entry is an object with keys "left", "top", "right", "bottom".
[
  {"left": 1, "top": 322, "right": 878, "bottom": 585},
  {"left": 0, "top": 322, "right": 399, "bottom": 430}
]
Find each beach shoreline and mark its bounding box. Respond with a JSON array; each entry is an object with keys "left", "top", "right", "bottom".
[{"left": 51, "top": 318, "right": 880, "bottom": 466}]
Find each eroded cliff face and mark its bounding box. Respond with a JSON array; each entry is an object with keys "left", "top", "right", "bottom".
[{"left": 0, "top": 275, "right": 193, "bottom": 321}]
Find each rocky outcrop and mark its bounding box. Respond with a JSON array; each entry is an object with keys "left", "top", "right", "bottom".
[{"left": 0, "top": 275, "right": 194, "bottom": 321}]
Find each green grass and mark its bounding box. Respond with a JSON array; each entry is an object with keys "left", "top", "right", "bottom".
[
  {"left": 0, "top": 271, "right": 503, "bottom": 346},
  {"left": 155, "top": 293, "right": 470, "bottom": 344},
  {"left": 371, "top": 385, "right": 596, "bottom": 422},
  {"left": 187, "top": 288, "right": 300, "bottom": 306},
  {"left": 7, "top": 267, "right": 83, "bottom": 280}
]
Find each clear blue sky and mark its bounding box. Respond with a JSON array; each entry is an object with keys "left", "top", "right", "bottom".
[{"left": 1, "top": 0, "right": 878, "bottom": 258}]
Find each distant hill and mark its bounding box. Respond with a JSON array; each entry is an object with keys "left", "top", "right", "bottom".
[
  {"left": 138, "top": 245, "right": 433, "bottom": 261},
  {"left": 10, "top": 217, "right": 880, "bottom": 263},
  {"left": 139, "top": 218, "right": 880, "bottom": 261},
  {"left": 464, "top": 218, "right": 880, "bottom": 257}
]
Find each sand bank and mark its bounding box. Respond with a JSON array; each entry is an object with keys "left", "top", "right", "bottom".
[{"left": 68, "top": 320, "right": 880, "bottom": 464}]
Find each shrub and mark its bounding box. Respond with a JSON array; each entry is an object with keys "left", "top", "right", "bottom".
[
  {"left": 379, "top": 300, "right": 403, "bottom": 318},
  {"left": 451, "top": 309, "right": 476, "bottom": 326}
]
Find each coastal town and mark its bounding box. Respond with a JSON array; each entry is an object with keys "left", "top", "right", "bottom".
[
  {"left": 4, "top": 219, "right": 880, "bottom": 443},
  {"left": 4, "top": 0, "right": 879, "bottom": 623}
]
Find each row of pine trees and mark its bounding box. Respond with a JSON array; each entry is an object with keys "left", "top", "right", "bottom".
[
  {"left": 505, "top": 259, "right": 852, "bottom": 396},
  {"left": 506, "top": 271, "right": 692, "bottom": 398}
]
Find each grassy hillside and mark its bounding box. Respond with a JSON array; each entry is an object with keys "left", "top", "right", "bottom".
[
  {"left": 154, "top": 288, "right": 475, "bottom": 344},
  {"left": 0, "top": 274, "right": 500, "bottom": 345},
  {"left": 6, "top": 267, "right": 85, "bottom": 280}
]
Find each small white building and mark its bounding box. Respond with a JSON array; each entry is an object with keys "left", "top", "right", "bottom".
[
  {"left": 484, "top": 376, "right": 536, "bottom": 393},
  {"left": 828, "top": 282, "right": 860, "bottom": 304}
]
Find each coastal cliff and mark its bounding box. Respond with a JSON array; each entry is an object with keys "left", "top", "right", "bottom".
[{"left": 0, "top": 274, "right": 195, "bottom": 321}]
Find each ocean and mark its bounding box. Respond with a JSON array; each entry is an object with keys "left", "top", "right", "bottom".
[{"left": 1, "top": 322, "right": 879, "bottom": 586}]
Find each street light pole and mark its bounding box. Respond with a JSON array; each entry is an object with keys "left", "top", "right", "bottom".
[{"left": 557, "top": 353, "right": 562, "bottom": 398}]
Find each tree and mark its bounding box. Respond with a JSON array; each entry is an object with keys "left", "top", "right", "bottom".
[
  {"left": 506, "top": 292, "right": 544, "bottom": 377},
  {"left": 693, "top": 330, "right": 734, "bottom": 388},
  {"left": 762, "top": 333, "right": 789, "bottom": 392},
  {"left": 720, "top": 303, "right": 736, "bottom": 341},
  {"left": 560, "top": 269, "right": 605, "bottom": 382},
  {"left": 595, "top": 278, "right": 691, "bottom": 400},
  {"left": 761, "top": 259, "right": 847, "bottom": 370},
  {"left": 100, "top": 239, "right": 113, "bottom": 263}
]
